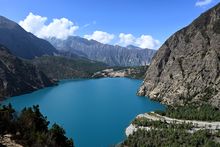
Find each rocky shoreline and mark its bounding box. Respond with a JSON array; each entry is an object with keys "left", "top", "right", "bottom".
[{"left": 92, "top": 66, "right": 148, "bottom": 79}]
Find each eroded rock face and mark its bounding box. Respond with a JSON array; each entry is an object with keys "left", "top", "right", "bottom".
[
  {"left": 48, "top": 36, "right": 156, "bottom": 66},
  {"left": 0, "top": 45, "right": 55, "bottom": 100},
  {"left": 138, "top": 3, "right": 220, "bottom": 107}
]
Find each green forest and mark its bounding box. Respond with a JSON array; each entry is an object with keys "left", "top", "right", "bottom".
[
  {"left": 156, "top": 103, "right": 220, "bottom": 121},
  {"left": 132, "top": 117, "right": 193, "bottom": 130},
  {"left": 122, "top": 129, "right": 220, "bottom": 147},
  {"left": 0, "top": 104, "right": 73, "bottom": 147}
]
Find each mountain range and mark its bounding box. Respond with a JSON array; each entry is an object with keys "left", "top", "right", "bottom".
[
  {"left": 0, "top": 13, "right": 156, "bottom": 100},
  {"left": 0, "top": 15, "right": 156, "bottom": 67},
  {"left": 48, "top": 36, "right": 156, "bottom": 66}
]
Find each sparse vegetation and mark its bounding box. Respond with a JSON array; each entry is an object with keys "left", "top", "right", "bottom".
[
  {"left": 202, "top": 87, "right": 218, "bottom": 102},
  {"left": 125, "top": 66, "right": 148, "bottom": 79},
  {"left": 213, "top": 19, "right": 220, "bottom": 34}
]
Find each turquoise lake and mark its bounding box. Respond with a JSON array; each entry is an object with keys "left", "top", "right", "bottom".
[{"left": 2, "top": 78, "right": 165, "bottom": 147}]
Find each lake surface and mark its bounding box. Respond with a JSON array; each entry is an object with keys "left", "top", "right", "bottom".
[{"left": 2, "top": 78, "right": 165, "bottom": 147}]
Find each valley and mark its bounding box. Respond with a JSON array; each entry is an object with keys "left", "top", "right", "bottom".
[{"left": 0, "top": 1, "right": 220, "bottom": 147}]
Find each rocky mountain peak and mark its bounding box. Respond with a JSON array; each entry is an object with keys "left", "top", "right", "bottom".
[{"left": 138, "top": 3, "right": 220, "bottom": 107}]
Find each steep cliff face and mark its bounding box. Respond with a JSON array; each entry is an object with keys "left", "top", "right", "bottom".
[
  {"left": 48, "top": 36, "right": 156, "bottom": 66},
  {"left": 0, "top": 45, "right": 54, "bottom": 100},
  {"left": 138, "top": 3, "right": 220, "bottom": 107}
]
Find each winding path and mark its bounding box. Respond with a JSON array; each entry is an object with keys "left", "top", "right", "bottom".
[{"left": 126, "top": 112, "right": 220, "bottom": 136}]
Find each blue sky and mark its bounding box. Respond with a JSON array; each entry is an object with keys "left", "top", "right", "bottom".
[{"left": 0, "top": 0, "right": 220, "bottom": 49}]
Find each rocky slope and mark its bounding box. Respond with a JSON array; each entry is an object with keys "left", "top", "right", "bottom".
[
  {"left": 0, "top": 45, "right": 54, "bottom": 100},
  {"left": 0, "top": 134, "right": 23, "bottom": 147},
  {"left": 0, "top": 16, "right": 57, "bottom": 59},
  {"left": 138, "top": 3, "right": 220, "bottom": 107},
  {"left": 30, "top": 56, "right": 107, "bottom": 80},
  {"left": 48, "top": 36, "right": 156, "bottom": 66}
]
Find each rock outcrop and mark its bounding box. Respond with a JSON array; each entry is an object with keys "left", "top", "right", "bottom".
[
  {"left": 0, "top": 45, "right": 55, "bottom": 100},
  {"left": 138, "top": 3, "right": 220, "bottom": 107},
  {"left": 0, "top": 134, "right": 23, "bottom": 147}
]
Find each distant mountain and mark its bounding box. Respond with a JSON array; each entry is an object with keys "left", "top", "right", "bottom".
[
  {"left": 30, "top": 56, "right": 108, "bottom": 80},
  {"left": 0, "top": 16, "right": 57, "bottom": 59},
  {"left": 138, "top": 3, "right": 220, "bottom": 107},
  {"left": 48, "top": 36, "right": 156, "bottom": 66},
  {"left": 0, "top": 45, "right": 54, "bottom": 100},
  {"left": 126, "top": 45, "right": 145, "bottom": 50}
]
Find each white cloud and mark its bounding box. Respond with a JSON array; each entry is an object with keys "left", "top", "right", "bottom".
[
  {"left": 118, "top": 33, "right": 160, "bottom": 49},
  {"left": 195, "top": 0, "right": 212, "bottom": 7},
  {"left": 37, "top": 18, "right": 78, "bottom": 39},
  {"left": 19, "top": 12, "right": 79, "bottom": 39},
  {"left": 84, "top": 31, "right": 115, "bottom": 44},
  {"left": 19, "top": 13, "right": 47, "bottom": 35},
  {"left": 118, "top": 33, "right": 136, "bottom": 46},
  {"left": 136, "top": 35, "right": 160, "bottom": 49},
  {"left": 19, "top": 13, "right": 159, "bottom": 48}
]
